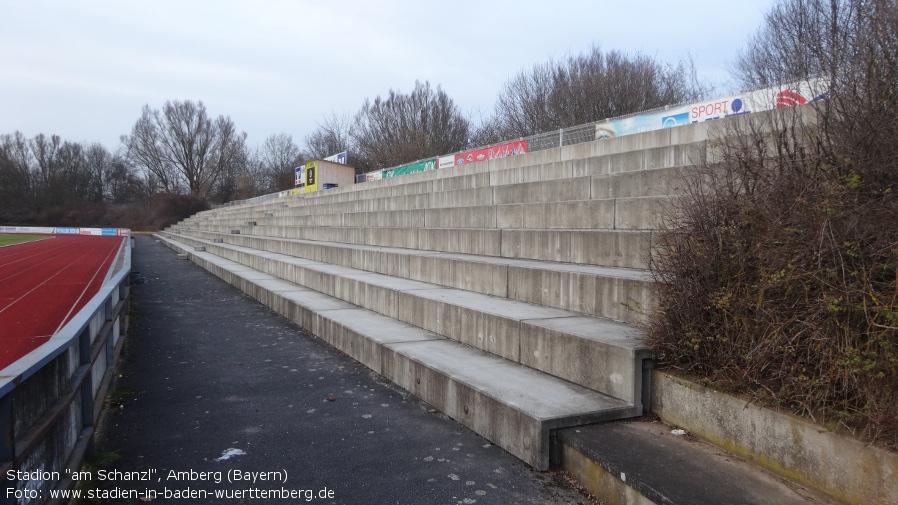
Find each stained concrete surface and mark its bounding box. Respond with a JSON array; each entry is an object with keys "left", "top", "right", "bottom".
[{"left": 91, "top": 236, "right": 590, "bottom": 504}]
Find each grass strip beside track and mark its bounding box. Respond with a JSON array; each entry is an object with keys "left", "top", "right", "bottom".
[{"left": 0, "top": 234, "right": 51, "bottom": 247}]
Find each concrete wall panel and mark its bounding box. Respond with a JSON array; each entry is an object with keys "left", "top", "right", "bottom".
[
  {"left": 343, "top": 209, "right": 425, "bottom": 228},
  {"left": 500, "top": 230, "right": 570, "bottom": 263},
  {"left": 430, "top": 187, "right": 494, "bottom": 208},
  {"left": 424, "top": 206, "right": 497, "bottom": 229},
  {"left": 493, "top": 177, "right": 591, "bottom": 205},
  {"left": 569, "top": 230, "right": 652, "bottom": 269},
  {"left": 433, "top": 171, "right": 491, "bottom": 192},
  {"left": 408, "top": 255, "right": 508, "bottom": 298},
  {"left": 335, "top": 275, "right": 400, "bottom": 318},
  {"left": 519, "top": 320, "right": 638, "bottom": 403},
  {"left": 614, "top": 196, "right": 669, "bottom": 230},
  {"left": 396, "top": 292, "right": 520, "bottom": 362},
  {"left": 391, "top": 180, "right": 433, "bottom": 196},
  {"left": 489, "top": 161, "right": 573, "bottom": 186},
  {"left": 418, "top": 228, "right": 502, "bottom": 256}
]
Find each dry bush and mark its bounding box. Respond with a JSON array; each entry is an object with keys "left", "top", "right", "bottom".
[
  {"left": 650, "top": 108, "right": 897, "bottom": 448},
  {"left": 650, "top": 0, "right": 898, "bottom": 450}
]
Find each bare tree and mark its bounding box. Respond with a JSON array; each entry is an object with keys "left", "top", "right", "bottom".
[
  {"left": 305, "top": 113, "right": 351, "bottom": 159},
  {"left": 121, "top": 105, "right": 180, "bottom": 193},
  {"left": 257, "top": 133, "right": 305, "bottom": 192},
  {"left": 492, "top": 60, "right": 557, "bottom": 139},
  {"left": 0, "top": 132, "right": 33, "bottom": 209},
  {"left": 29, "top": 134, "right": 94, "bottom": 207},
  {"left": 122, "top": 100, "right": 247, "bottom": 200},
  {"left": 731, "top": 0, "right": 857, "bottom": 88},
  {"left": 305, "top": 113, "right": 370, "bottom": 174},
  {"left": 103, "top": 153, "right": 141, "bottom": 204},
  {"left": 485, "top": 46, "right": 711, "bottom": 139},
  {"left": 208, "top": 115, "right": 249, "bottom": 203},
  {"left": 352, "top": 81, "right": 470, "bottom": 169}
]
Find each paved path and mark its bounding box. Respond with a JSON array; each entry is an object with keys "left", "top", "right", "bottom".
[{"left": 92, "top": 236, "right": 590, "bottom": 504}]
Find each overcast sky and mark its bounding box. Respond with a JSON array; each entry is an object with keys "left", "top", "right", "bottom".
[{"left": 1, "top": 0, "right": 775, "bottom": 152}]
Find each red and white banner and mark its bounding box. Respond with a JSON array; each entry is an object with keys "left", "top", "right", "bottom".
[{"left": 454, "top": 139, "right": 528, "bottom": 166}]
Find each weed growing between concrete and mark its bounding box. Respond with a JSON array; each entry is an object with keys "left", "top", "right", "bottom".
[{"left": 69, "top": 450, "right": 121, "bottom": 505}]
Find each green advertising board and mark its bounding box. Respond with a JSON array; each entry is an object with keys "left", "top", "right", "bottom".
[{"left": 382, "top": 158, "right": 437, "bottom": 178}]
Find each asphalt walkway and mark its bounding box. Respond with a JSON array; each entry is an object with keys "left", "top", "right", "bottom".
[{"left": 91, "top": 236, "right": 591, "bottom": 505}]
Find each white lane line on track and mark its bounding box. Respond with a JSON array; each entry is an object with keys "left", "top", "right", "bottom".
[
  {"left": 0, "top": 242, "right": 82, "bottom": 284},
  {"left": 53, "top": 240, "right": 121, "bottom": 335},
  {"left": 0, "top": 243, "right": 98, "bottom": 316}
]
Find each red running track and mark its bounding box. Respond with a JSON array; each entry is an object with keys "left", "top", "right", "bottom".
[{"left": 0, "top": 234, "right": 125, "bottom": 370}]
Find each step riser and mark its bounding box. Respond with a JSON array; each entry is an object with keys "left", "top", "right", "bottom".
[
  {"left": 498, "top": 200, "right": 615, "bottom": 229},
  {"left": 520, "top": 320, "right": 650, "bottom": 406},
  {"left": 489, "top": 160, "right": 573, "bottom": 186},
  {"left": 434, "top": 171, "right": 491, "bottom": 192},
  {"left": 493, "top": 177, "right": 591, "bottom": 205},
  {"left": 507, "top": 267, "right": 653, "bottom": 325},
  {"left": 417, "top": 228, "right": 500, "bottom": 256},
  {"left": 501, "top": 229, "right": 651, "bottom": 269},
  {"left": 424, "top": 207, "right": 497, "bottom": 229}
]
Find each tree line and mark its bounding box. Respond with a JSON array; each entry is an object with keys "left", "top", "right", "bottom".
[{"left": 0, "top": 45, "right": 707, "bottom": 229}]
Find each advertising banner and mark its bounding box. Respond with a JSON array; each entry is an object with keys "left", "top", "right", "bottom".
[
  {"left": 304, "top": 160, "right": 318, "bottom": 193},
  {"left": 79, "top": 228, "right": 103, "bottom": 236},
  {"left": 324, "top": 151, "right": 347, "bottom": 164},
  {"left": 365, "top": 170, "right": 383, "bottom": 181},
  {"left": 454, "top": 139, "right": 528, "bottom": 166},
  {"left": 55, "top": 227, "right": 79, "bottom": 235},
  {"left": 1, "top": 226, "right": 55, "bottom": 234},
  {"left": 438, "top": 155, "right": 455, "bottom": 169},
  {"left": 116, "top": 229, "right": 131, "bottom": 236},
  {"left": 382, "top": 158, "right": 437, "bottom": 178},
  {"left": 594, "top": 80, "right": 826, "bottom": 140},
  {"left": 294, "top": 166, "right": 304, "bottom": 187}
]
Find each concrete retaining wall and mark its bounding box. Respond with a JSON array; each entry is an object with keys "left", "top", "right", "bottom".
[{"left": 651, "top": 372, "right": 898, "bottom": 505}]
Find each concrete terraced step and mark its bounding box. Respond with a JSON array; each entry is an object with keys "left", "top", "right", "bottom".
[
  {"left": 185, "top": 194, "right": 671, "bottom": 232},
  {"left": 158, "top": 232, "right": 653, "bottom": 409},
  {"left": 161, "top": 230, "right": 655, "bottom": 324},
  {"left": 190, "top": 162, "right": 692, "bottom": 223},
  {"left": 155, "top": 234, "right": 640, "bottom": 470},
  {"left": 184, "top": 138, "right": 712, "bottom": 226},
  {"left": 169, "top": 225, "right": 653, "bottom": 269}
]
